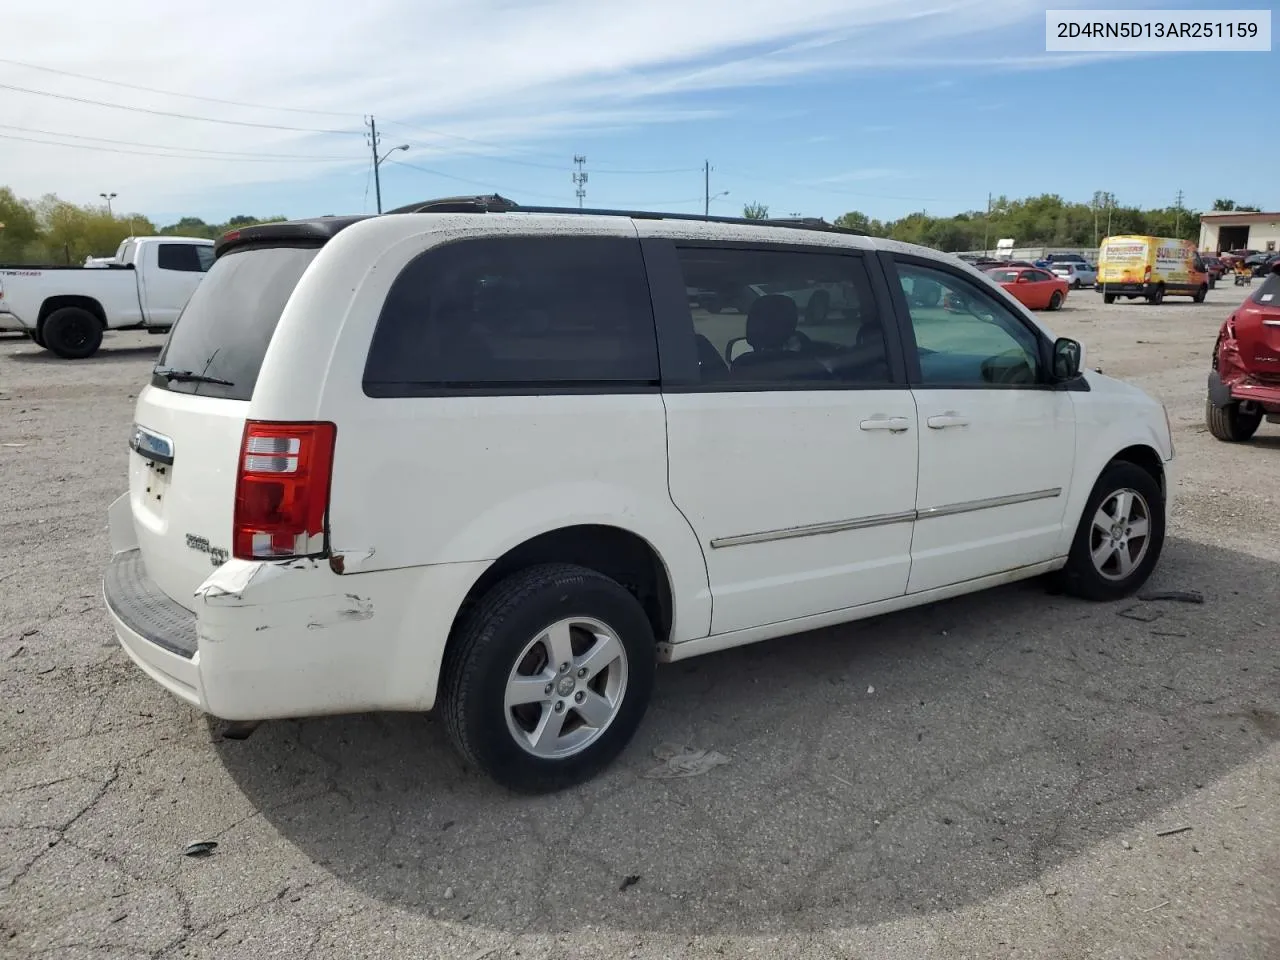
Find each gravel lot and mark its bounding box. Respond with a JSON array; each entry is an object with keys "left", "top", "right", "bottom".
[{"left": 2, "top": 283, "right": 1278, "bottom": 959}]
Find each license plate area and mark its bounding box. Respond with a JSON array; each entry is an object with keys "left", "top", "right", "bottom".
[{"left": 130, "top": 424, "right": 174, "bottom": 515}]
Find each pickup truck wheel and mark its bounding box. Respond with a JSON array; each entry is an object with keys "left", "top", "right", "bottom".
[
  {"left": 42, "top": 307, "right": 103, "bottom": 359},
  {"left": 28, "top": 328, "right": 46, "bottom": 349},
  {"left": 1205, "top": 397, "right": 1262, "bottom": 442},
  {"left": 1054, "top": 461, "right": 1165, "bottom": 602},
  {"left": 441, "top": 563, "right": 656, "bottom": 793}
]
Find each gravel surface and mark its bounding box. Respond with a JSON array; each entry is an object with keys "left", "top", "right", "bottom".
[{"left": 2, "top": 284, "right": 1278, "bottom": 959}]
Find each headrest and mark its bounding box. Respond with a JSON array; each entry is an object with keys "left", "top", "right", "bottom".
[{"left": 745, "top": 294, "right": 799, "bottom": 350}]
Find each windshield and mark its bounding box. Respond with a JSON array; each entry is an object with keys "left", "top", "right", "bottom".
[
  {"left": 986, "top": 269, "right": 1020, "bottom": 283},
  {"left": 153, "top": 245, "right": 319, "bottom": 401}
]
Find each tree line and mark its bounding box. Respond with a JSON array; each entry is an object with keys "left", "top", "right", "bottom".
[
  {"left": 0, "top": 187, "right": 283, "bottom": 265},
  {"left": 2, "top": 183, "right": 1265, "bottom": 265},
  {"left": 745, "top": 196, "right": 1263, "bottom": 252}
]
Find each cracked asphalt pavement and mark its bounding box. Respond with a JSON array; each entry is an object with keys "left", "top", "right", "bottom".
[{"left": 2, "top": 284, "right": 1278, "bottom": 959}]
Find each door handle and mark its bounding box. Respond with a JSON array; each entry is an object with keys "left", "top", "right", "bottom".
[
  {"left": 927, "top": 413, "right": 970, "bottom": 429},
  {"left": 860, "top": 416, "right": 912, "bottom": 433}
]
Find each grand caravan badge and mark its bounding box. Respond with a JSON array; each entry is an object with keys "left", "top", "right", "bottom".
[{"left": 185, "top": 534, "right": 229, "bottom": 567}]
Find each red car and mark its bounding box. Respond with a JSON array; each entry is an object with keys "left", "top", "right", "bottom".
[
  {"left": 984, "top": 266, "right": 1069, "bottom": 311},
  {"left": 1206, "top": 261, "right": 1280, "bottom": 441}
]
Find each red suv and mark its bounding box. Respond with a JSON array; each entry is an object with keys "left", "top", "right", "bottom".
[{"left": 1207, "top": 262, "right": 1280, "bottom": 441}]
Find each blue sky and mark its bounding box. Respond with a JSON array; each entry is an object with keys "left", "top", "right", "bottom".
[{"left": 3, "top": 0, "right": 1276, "bottom": 227}]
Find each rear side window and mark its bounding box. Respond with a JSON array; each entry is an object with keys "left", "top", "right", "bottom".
[
  {"left": 363, "top": 236, "right": 659, "bottom": 395},
  {"left": 157, "top": 243, "right": 210, "bottom": 273},
  {"left": 153, "top": 245, "right": 319, "bottom": 400}
]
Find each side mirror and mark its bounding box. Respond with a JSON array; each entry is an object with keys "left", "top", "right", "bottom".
[{"left": 1052, "top": 337, "right": 1084, "bottom": 381}]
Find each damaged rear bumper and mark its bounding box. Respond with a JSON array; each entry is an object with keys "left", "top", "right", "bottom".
[
  {"left": 102, "top": 493, "right": 488, "bottom": 721},
  {"left": 1208, "top": 370, "right": 1280, "bottom": 410}
]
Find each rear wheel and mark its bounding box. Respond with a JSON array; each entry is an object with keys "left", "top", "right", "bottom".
[
  {"left": 441, "top": 563, "right": 656, "bottom": 793},
  {"left": 28, "top": 328, "right": 46, "bottom": 349},
  {"left": 1104, "top": 293, "right": 1117, "bottom": 304},
  {"left": 1193, "top": 284, "right": 1208, "bottom": 303},
  {"left": 1147, "top": 285, "right": 1165, "bottom": 305},
  {"left": 1205, "top": 398, "right": 1262, "bottom": 442},
  {"left": 41, "top": 307, "right": 103, "bottom": 359},
  {"left": 1048, "top": 291, "right": 1064, "bottom": 311},
  {"left": 1055, "top": 461, "right": 1165, "bottom": 602}
]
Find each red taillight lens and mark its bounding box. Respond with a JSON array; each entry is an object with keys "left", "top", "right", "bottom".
[{"left": 233, "top": 421, "right": 336, "bottom": 561}]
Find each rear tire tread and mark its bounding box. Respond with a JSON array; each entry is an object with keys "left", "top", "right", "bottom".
[
  {"left": 440, "top": 562, "right": 655, "bottom": 793},
  {"left": 1205, "top": 397, "right": 1262, "bottom": 442}
]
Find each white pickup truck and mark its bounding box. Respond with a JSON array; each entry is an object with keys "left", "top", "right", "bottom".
[{"left": 0, "top": 236, "right": 213, "bottom": 358}]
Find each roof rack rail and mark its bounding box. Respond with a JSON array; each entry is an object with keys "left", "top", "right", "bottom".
[
  {"left": 382, "top": 195, "right": 864, "bottom": 237},
  {"left": 385, "top": 194, "right": 519, "bottom": 215}
]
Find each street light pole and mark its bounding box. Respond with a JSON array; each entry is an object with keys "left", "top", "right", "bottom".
[
  {"left": 373, "top": 143, "right": 409, "bottom": 214},
  {"left": 100, "top": 192, "right": 117, "bottom": 218}
]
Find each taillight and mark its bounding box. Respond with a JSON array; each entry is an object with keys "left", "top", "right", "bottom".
[
  {"left": 1143, "top": 265, "right": 1152, "bottom": 280},
  {"left": 233, "top": 421, "right": 336, "bottom": 561}
]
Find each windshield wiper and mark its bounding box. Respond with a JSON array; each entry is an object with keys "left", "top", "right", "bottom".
[{"left": 154, "top": 368, "right": 234, "bottom": 386}]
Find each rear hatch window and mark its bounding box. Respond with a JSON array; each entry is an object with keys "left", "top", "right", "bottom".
[
  {"left": 1251, "top": 270, "right": 1280, "bottom": 306},
  {"left": 152, "top": 245, "right": 318, "bottom": 401}
]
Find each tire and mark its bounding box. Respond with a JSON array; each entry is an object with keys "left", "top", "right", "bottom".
[
  {"left": 441, "top": 563, "right": 657, "bottom": 793},
  {"left": 1205, "top": 397, "right": 1262, "bottom": 442},
  {"left": 1055, "top": 461, "right": 1165, "bottom": 602},
  {"left": 1048, "top": 291, "right": 1064, "bottom": 311},
  {"left": 1071, "top": 279, "right": 1081, "bottom": 289},
  {"left": 1104, "top": 293, "right": 1116, "bottom": 304},
  {"left": 1193, "top": 284, "right": 1208, "bottom": 303},
  {"left": 1147, "top": 286, "right": 1165, "bottom": 305},
  {"left": 41, "top": 307, "right": 103, "bottom": 359},
  {"left": 28, "top": 328, "right": 46, "bottom": 349}
]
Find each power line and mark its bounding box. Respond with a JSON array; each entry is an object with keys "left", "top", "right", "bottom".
[
  {"left": 379, "top": 118, "right": 698, "bottom": 174},
  {"left": 0, "top": 57, "right": 361, "bottom": 118},
  {"left": 0, "top": 131, "right": 359, "bottom": 164},
  {"left": 0, "top": 122, "right": 360, "bottom": 160},
  {"left": 0, "top": 81, "right": 361, "bottom": 135}
]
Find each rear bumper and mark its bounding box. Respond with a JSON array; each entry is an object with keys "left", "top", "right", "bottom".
[
  {"left": 102, "top": 494, "right": 489, "bottom": 721},
  {"left": 1208, "top": 370, "right": 1280, "bottom": 410},
  {"left": 0, "top": 310, "right": 31, "bottom": 333}
]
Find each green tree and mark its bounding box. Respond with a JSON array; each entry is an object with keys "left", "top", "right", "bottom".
[
  {"left": 0, "top": 188, "right": 41, "bottom": 262},
  {"left": 742, "top": 202, "right": 769, "bottom": 220}
]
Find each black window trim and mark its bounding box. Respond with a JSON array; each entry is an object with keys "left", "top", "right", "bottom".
[
  {"left": 361, "top": 233, "right": 663, "bottom": 399},
  {"left": 650, "top": 237, "right": 911, "bottom": 394},
  {"left": 880, "top": 251, "right": 1089, "bottom": 393}
]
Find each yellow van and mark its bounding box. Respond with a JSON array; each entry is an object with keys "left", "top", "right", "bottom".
[{"left": 1098, "top": 235, "right": 1210, "bottom": 304}]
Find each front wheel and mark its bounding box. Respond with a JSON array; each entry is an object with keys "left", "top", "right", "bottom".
[
  {"left": 1205, "top": 398, "right": 1262, "bottom": 442},
  {"left": 1055, "top": 461, "right": 1165, "bottom": 602},
  {"left": 1147, "top": 286, "right": 1165, "bottom": 305},
  {"left": 441, "top": 563, "right": 656, "bottom": 793}
]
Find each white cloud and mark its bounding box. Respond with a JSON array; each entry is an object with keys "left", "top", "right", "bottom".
[{"left": 0, "top": 0, "right": 1120, "bottom": 216}]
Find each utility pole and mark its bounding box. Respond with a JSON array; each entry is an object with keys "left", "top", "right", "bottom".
[
  {"left": 704, "top": 160, "right": 710, "bottom": 216},
  {"left": 572, "top": 155, "right": 588, "bottom": 208},
  {"left": 1174, "top": 188, "right": 1185, "bottom": 235},
  {"left": 367, "top": 117, "right": 382, "bottom": 214},
  {"left": 100, "top": 192, "right": 117, "bottom": 218},
  {"left": 366, "top": 116, "right": 408, "bottom": 214},
  {"left": 983, "top": 192, "right": 992, "bottom": 254}
]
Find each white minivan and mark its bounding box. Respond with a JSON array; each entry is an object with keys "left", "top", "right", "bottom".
[{"left": 104, "top": 197, "right": 1175, "bottom": 792}]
